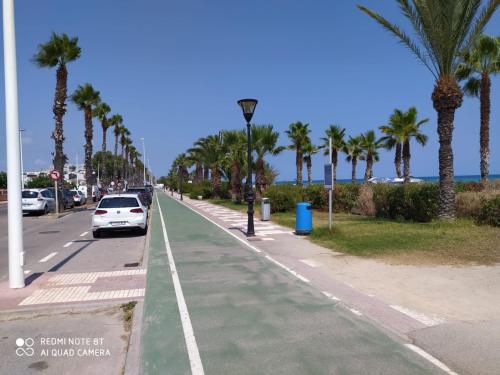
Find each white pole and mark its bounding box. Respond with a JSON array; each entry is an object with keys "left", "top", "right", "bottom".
[
  {"left": 55, "top": 179, "right": 59, "bottom": 215},
  {"left": 141, "top": 137, "right": 146, "bottom": 185},
  {"left": 3, "top": 0, "right": 24, "bottom": 288},
  {"left": 329, "top": 137, "right": 333, "bottom": 230},
  {"left": 19, "top": 128, "right": 24, "bottom": 189}
]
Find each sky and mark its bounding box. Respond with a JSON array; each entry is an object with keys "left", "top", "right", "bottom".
[{"left": 0, "top": 0, "right": 499, "bottom": 181}]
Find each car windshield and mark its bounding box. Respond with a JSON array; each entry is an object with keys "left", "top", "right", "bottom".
[
  {"left": 22, "top": 191, "right": 38, "bottom": 199},
  {"left": 127, "top": 189, "right": 146, "bottom": 193},
  {"left": 98, "top": 197, "right": 139, "bottom": 208}
]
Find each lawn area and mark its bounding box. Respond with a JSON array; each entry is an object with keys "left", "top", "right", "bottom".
[{"left": 209, "top": 199, "right": 500, "bottom": 265}]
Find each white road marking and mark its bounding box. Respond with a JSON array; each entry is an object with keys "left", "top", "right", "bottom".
[
  {"left": 80, "top": 231, "right": 88, "bottom": 237},
  {"left": 63, "top": 241, "right": 73, "bottom": 248},
  {"left": 39, "top": 252, "right": 58, "bottom": 263},
  {"left": 299, "top": 259, "right": 322, "bottom": 268},
  {"left": 390, "top": 305, "right": 443, "bottom": 327},
  {"left": 405, "top": 344, "right": 459, "bottom": 375},
  {"left": 19, "top": 287, "right": 145, "bottom": 305},
  {"left": 156, "top": 195, "right": 205, "bottom": 375},
  {"left": 321, "top": 291, "right": 340, "bottom": 301},
  {"left": 264, "top": 255, "right": 310, "bottom": 283},
  {"left": 24, "top": 270, "right": 31, "bottom": 275},
  {"left": 348, "top": 307, "right": 363, "bottom": 316},
  {"left": 261, "top": 238, "right": 275, "bottom": 241}
]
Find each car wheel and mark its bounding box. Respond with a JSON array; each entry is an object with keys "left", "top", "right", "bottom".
[
  {"left": 93, "top": 230, "right": 101, "bottom": 238},
  {"left": 139, "top": 225, "right": 148, "bottom": 236},
  {"left": 43, "top": 205, "right": 49, "bottom": 215}
]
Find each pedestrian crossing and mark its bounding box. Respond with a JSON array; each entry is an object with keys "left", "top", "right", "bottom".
[{"left": 187, "top": 199, "right": 294, "bottom": 240}]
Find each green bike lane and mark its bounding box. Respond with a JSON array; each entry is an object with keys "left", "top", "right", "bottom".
[{"left": 141, "top": 192, "right": 445, "bottom": 374}]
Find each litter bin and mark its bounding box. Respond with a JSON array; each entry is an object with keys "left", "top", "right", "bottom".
[
  {"left": 261, "top": 198, "right": 271, "bottom": 221},
  {"left": 295, "top": 202, "right": 312, "bottom": 235}
]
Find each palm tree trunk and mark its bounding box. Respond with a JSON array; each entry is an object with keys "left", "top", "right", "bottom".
[
  {"left": 84, "top": 106, "right": 93, "bottom": 200},
  {"left": 403, "top": 140, "right": 410, "bottom": 184},
  {"left": 394, "top": 142, "right": 402, "bottom": 178},
  {"left": 255, "top": 157, "right": 266, "bottom": 200},
  {"left": 203, "top": 165, "right": 209, "bottom": 180},
  {"left": 364, "top": 154, "right": 373, "bottom": 183},
  {"left": 101, "top": 124, "right": 107, "bottom": 186},
  {"left": 211, "top": 168, "right": 221, "bottom": 195},
  {"left": 113, "top": 134, "right": 119, "bottom": 180},
  {"left": 230, "top": 161, "right": 241, "bottom": 202},
  {"left": 351, "top": 157, "right": 357, "bottom": 183},
  {"left": 52, "top": 63, "right": 68, "bottom": 182},
  {"left": 480, "top": 73, "right": 490, "bottom": 185},
  {"left": 432, "top": 75, "right": 463, "bottom": 219},
  {"left": 307, "top": 160, "right": 312, "bottom": 185},
  {"left": 296, "top": 151, "right": 303, "bottom": 186},
  {"left": 332, "top": 149, "right": 338, "bottom": 184}
]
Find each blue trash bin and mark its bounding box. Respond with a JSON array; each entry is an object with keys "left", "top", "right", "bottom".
[{"left": 295, "top": 202, "right": 312, "bottom": 235}]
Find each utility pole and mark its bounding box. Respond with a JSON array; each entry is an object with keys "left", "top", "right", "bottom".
[
  {"left": 329, "top": 137, "right": 333, "bottom": 230},
  {"left": 3, "top": 0, "right": 25, "bottom": 288},
  {"left": 19, "top": 128, "right": 25, "bottom": 189},
  {"left": 140, "top": 137, "right": 146, "bottom": 185}
]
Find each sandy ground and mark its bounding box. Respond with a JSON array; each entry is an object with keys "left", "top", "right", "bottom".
[{"left": 312, "top": 252, "right": 500, "bottom": 322}]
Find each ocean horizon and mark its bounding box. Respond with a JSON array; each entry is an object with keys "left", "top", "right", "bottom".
[{"left": 276, "top": 174, "right": 500, "bottom": 185}]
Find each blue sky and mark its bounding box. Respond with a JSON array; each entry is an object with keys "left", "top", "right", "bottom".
[{"left": 0, "top": 0, "right": 499, "bottom": 181}]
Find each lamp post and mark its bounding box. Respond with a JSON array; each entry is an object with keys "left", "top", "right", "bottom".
[
  {"left": 237, "top": 98, "right": 258, "bottom": 236},
  {"left": 3, "top": 0, "right": 24, "bottom": 288},
  {"left": 140, "top": 137, "right": 146, "bottom": 185},
  {"left": 19, "top": 128, "right": 25, "bottom": 189}
]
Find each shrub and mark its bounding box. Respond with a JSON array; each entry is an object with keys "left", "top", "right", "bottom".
[
  {"left": 372, "top": 183, "right": 439, "bottom": 222},
  {"left": 263, "top": 184, "right": 302, "bottom": 213},
  {"left": 189, "top": 181, "right": 213, "bottom": 199},
  {"left": 476, "top": 195, "right": 500, "bottom": 227},
  {"left": 456, "top": 192, "right": 485, "bottom": 218},
  {"left": 455, "top": 181, "right": 484, "bottom": 193},
  {"left": 333, "top": 184, "right": 360, "bottom": 213},
  {"left": 352, "top": 185, "right": 375, "bottom": 216},
  {"left": 302, "top": 184, "right": 328, "bottom": 210}
]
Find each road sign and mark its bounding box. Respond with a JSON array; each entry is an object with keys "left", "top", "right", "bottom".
[
  {"left": 324, "top": 164, "right": 332, "bottom": 189},
  {"left": 49, "top": 170, "right": 60, "bottom": 180}
]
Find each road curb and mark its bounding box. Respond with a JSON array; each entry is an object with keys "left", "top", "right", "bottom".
[{"left": 124, "top": 300, "right": 144, "bottom": 375}]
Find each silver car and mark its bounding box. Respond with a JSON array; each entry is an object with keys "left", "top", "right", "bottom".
[{"left": 22, "top": 189, "right": 55, "bottom": 215}]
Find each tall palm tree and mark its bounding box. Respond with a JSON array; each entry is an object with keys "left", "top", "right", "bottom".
[
  {"left": 285, "top": 122, "right": 311, "bottom": 186},
  {"left": 400, "top": 107, "right": 429, "bottom": 183},
  {"left": 379, "top": 110, "right": 405, "bottom": 179},
  {"left": 33, "top": 33, "right": 81, "bottom": 181},
  {"left": 71, "top": 84, "right": 100, "bottom": 199},
  {"left": 456, "top": 34, "right": 500, "bottom": 184},
  {"left": 358, "top": 0, "right": 499, "bottom": 218},
  {"left": 252, "top": 124, "right": 285, "bottom": 198},
  {"left": 222, "top": 130, "right": 246, "bottom": 202},
  {"left": 344, "top": 136, "right": 363, "bottom": 183},
  {"left": 120, "top": 131, "right": 131, "bottom": 180},
  {"left": 303, "top": 142, "right": 319, "bottom": 185},
  {"left": 109, "top": 114, "right": 123, "bottom": 179},
  {"left": 359, "top": 131, "right": 384, "bottom": 183},
  {"left": 186, "top": 148, "right": 204, "bottom": 184},
  {"left": 93, "top": 102, "right": 111, "bottom": 185},
  {"left": 191, "top": 135, "right": 224, "bottom": 193},
  {"left": 320, "top": 124, "right": 346, "bottom": 184}
]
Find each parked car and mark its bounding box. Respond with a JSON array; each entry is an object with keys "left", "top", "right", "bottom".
[
  {"left": 126, "top": 187, "right": 152, "bottom": 207},
  {"left": 46, "top": 187, "right": 65, "bottom": 212},
  {"left": 91, "top": 194, "right": 148, "bottom": 238},
  {"left": 70, "top": 189, "right": 86, "bottom": 206},
  {"left": 22, "top": 189, "right": 55, "bottom": 215},
  {"left": 62, "top": 189, "right": 75, "bottom": 209}
]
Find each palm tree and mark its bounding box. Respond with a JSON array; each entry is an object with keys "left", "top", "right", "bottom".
[
  {"left": 359, "top": 131, "right": 384, "bottom": 183},
  {"left": 120, "top": 131, "right": 131, "bottom": 180},
  {"left": 191, "top": 135, "right": 224, "bottom": 193},
  {"left": 109, "top": 114, "right": 123, "bottom": 179},
  {"left": 358, "top": 0, "right": 499, "bottom": 218},
  {"left": 344, "top": 136, "right": 363, "bottom": 183},
  {"left": 320, "top": 124, "right": 346, "bottom": 184},
  {"left": 222, "top": 130, "right": 246, "bottom": 202},
  {"left": 285, "top": 122, "right": 311, "bottom": 186},
  {"left": 303, "top": 142, "right": 319, "bottom": 185},
  {"left": 252, "top": 124, "right": 285, "bottom": 198},
  {"left": 400, "top": 108, "right": 429, "bottom": 183},
  {"left": 33, "top": 33, "right": 81, "bottom": 181},
  {"left": 456, "top": 34, "right": 500, "bottom": 184},
  {"left": 93, "top": 102, "right": 111, "bottom": 185},
  {"left": 71, "top": 84, "right": 100, "bottom": 199},
  {"left": 379, "top": 110, "right": 404, "bottom": 179},
  {"left": 187, "top": 148, "right": 204, "bottom": 184}
]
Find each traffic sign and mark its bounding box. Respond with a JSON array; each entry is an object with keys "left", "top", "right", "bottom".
[
  {"left": 324, "top": 164, "right": 332, "bottom": 189},
  {"left": 49, "top": 170, "right": 60, "bottom": 180}
]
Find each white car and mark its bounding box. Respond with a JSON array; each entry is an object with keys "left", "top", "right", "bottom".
[
  {"left": 70, "top": 189, "right": 86, "bottom": 206},
  {"left": 22, "top": 189, "right": 55, "bottom": 215},
  {"left": 91, "top": 194, "right": 148, "bottom": 238}
]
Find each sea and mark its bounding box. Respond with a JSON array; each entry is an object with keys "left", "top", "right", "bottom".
[{"left": 277, "top": 174, "right": 500, "bottom": 185}]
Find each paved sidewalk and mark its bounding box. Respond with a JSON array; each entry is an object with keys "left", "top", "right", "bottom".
[{"left": 140, "top": 192, "right": 449, "bottom": 374}]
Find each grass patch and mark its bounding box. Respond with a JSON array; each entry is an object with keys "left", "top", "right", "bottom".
[
  {"left": 209, "top": 199, "right": 500, "bottom": 265},
  {"left": 121, "top": 301, "right": 137, "bottom": 331}
]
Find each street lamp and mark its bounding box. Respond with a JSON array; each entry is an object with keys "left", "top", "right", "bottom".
[
  {"left": 140, "top": 137, "right": 146, "bottom": 185},
  {"left": 237, "top": 98, "right": 258, "bottom": 236},
  {"left": 19, "top": 128, "right": 25, "bottom": 189}
]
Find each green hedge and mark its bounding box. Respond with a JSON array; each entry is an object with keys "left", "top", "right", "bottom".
[
  {"left": 476, "top": 195, "right": 500, "bottom": 227},
  {"left": 372, "top": 183, "right": 439, "bottom": 222}
]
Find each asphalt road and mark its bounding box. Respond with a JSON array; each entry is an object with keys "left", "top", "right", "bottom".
[{"left": 0, "top": 203, "right": 146, "bottom": 283}]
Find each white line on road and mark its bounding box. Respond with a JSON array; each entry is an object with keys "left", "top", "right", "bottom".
[
  {"left": 265, "top": 255, "right": 310, "bottom": 283},
  {"left": 405, "top": 344, "right": 459, "bottom": 375},
  {"left": 156, "top": 195, "right": 205, "bottom": 375},
  {"left": 390, "top": 305, "right": 443, "bottom": 327},
  {"left": 80, "top": 231, "right": 88, "bottom": 237},
  {"left": 321, "top": 291, "right": 340, "bottom": 301},
  {"left": 39, "top": 252, "right": 58, "bottom": 263},
  {"left": 299, "top": 259, "right": 322, "bottom": 268},
  {"left": 63, "top": 241, "right": 73, "bottom": 248},
  {"left": 24, "top": 270, "right": 31, "bottom": 275},
  {"left": 348, "top": 307, "right": 363, "bottom": 316}
]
